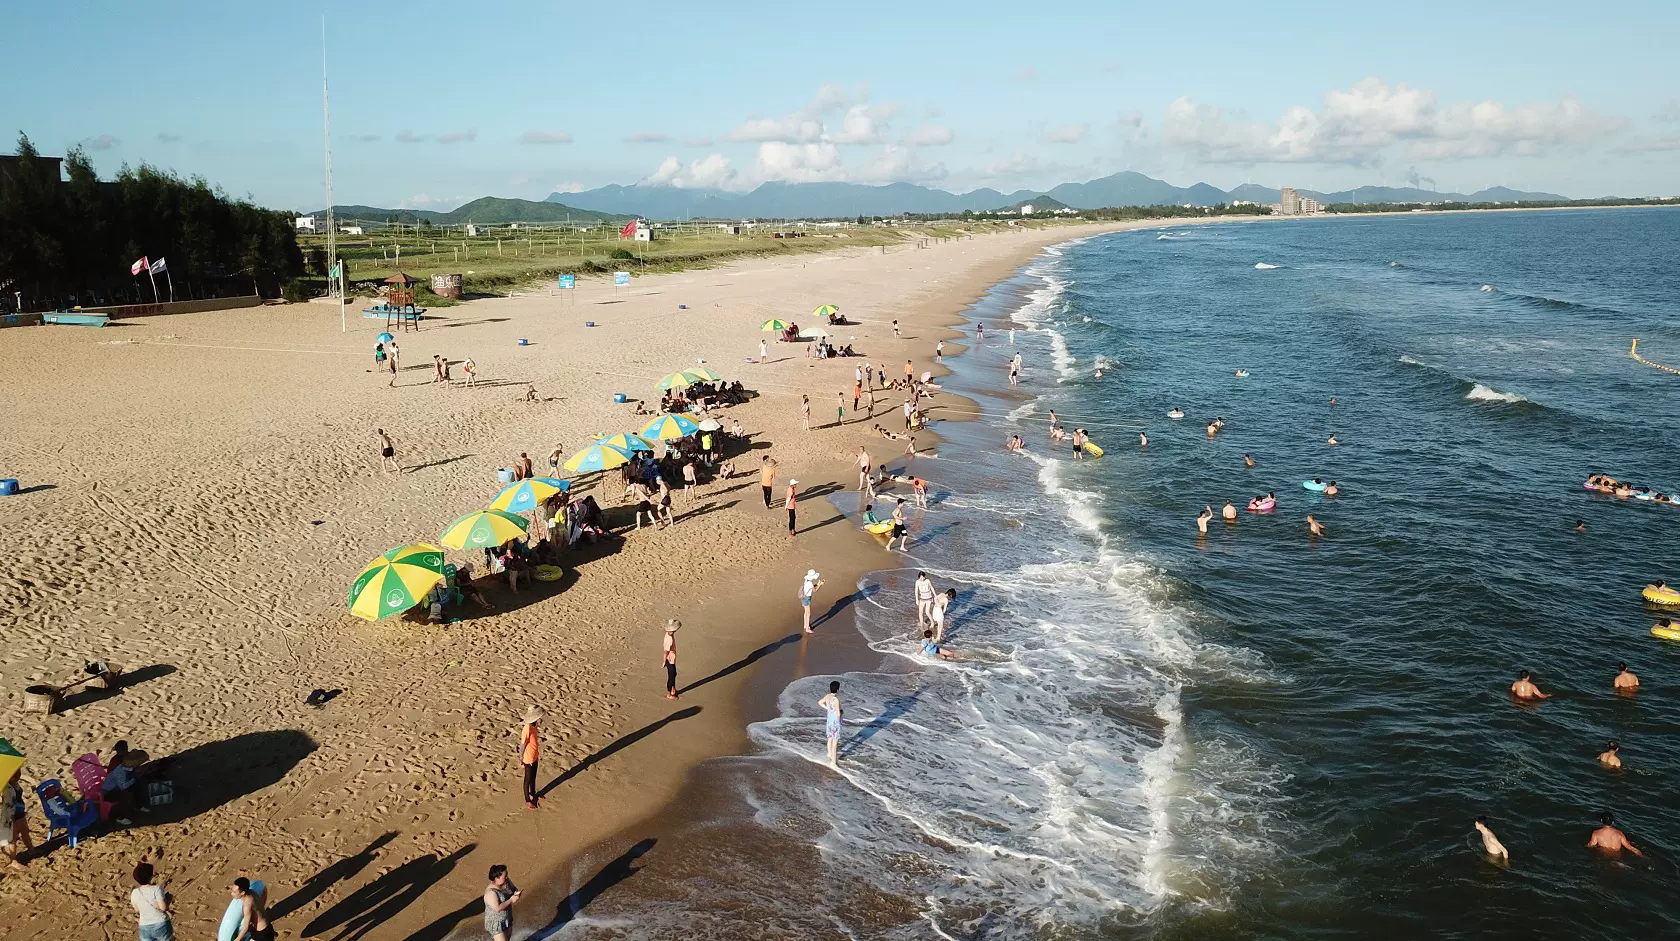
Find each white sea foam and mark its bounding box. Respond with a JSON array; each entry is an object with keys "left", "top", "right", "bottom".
[
  {"left": 1479, "top": 284, "right": 1495, "bottom": 292},
  {"left": 1466, "top": 383, "right": 1528, "bottom": 404},
  {"left": 1253, "top": 262, "right": 1279, "bottom": 270}
]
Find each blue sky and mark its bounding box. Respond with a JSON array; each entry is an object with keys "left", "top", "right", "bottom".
[{"left": 4, "top": 1, "right": 1677, "bottom": 209}]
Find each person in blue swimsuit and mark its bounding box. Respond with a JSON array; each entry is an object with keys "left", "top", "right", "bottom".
[{"left": 818, "top": 681, "right": 842, "bottom": 766}]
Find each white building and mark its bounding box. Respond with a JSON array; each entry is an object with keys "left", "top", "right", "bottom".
[
  {"left": 339, "top": 224, "right": 363, "bottom": 236},
  {"left": 1019, "top": 204, "right": 1035, "bottom": 215},
  {"left": 465, "top": 224, "right": 484, "bottom": 237},
  {"left": 294, "top": 216, "right": 317, "bottom": 233}
]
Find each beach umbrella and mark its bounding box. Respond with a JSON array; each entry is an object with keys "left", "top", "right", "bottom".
[
  {"left": 696, "top": 418, "right": 723, "bottom": 431},
  {"left": 383, "top": 272, "right": 419, "bottom": 285},
  {"left": 489, "top": 477, "right": 571, "bottom": 514},
  {"left": 563, "top": 441, "right": 635, "bottom": 474},
  {"left": 0, "top": 738, "right": 24, "bottom": 785},
  {"left": 813, "top": 304, "right": 839, "bottom": 319},
  {"left": 760, "top": 319, "right": 791, "bottom": 332},
  {"left": 347, "top": 543, "right": 447, "bottom": 621},
  {"left": 440, "top": 509, "right": 529, "bottom": 551},
  {"left": 376, "top": 332, "right": 395, "bottom": 344},
  {"left": 639, "top": 413, "right": 701, "bottom": 440},
  {"left": 798, "top": 326, "right": 830, "bottom": 339},
  {"left": 600, "top": 432, "right": 656, "bottom": 454},
  {"left": 681, "top": 366, "right": 722, "bottom": 382},
  {"left": 656, "top": 372, "right": 696, "bottom": 391}
]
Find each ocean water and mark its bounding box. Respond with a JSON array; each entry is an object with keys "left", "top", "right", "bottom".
[{"left": 544, "top": 208, "right": 1680, "bottom": 940}]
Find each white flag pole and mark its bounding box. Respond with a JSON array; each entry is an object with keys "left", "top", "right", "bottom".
[
  {"left": 147, "top": 267, "right": 160, "bottom": 303},
  {"left": 338, "top": 264, "right": 346, "bottom": 333}
]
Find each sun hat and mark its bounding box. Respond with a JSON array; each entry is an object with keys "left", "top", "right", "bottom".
[
  {"left": 805, "top": 569, "right": 820, "bottom": 581},
  {"left": 789, "top": 479, "right": 799, "bottom": 485},
  {"left": 523, "top": 706, "right": 544, "bottom": 725},
  {"left": 666, "top": 618, "right": 681, "bottom": 632}
]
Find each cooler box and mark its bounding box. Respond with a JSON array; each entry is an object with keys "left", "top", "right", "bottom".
[
  {"left": 0, "top": 479, "right": 18, "bottom": 496},
  {"left": 613, "top": 393, "right": 627, "bottom": 403},
  {"left": 497, "top": 468, "right": 515, "bottom": 484}
]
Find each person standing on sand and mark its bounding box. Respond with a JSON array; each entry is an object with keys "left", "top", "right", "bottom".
[
  {"left": 853, "top": 380, "right": 862, "bottom": 414},
  {"left": 376, "top": 429, "right": 399, "bottom": 474},
  {"left": 836, "top": 391, "right": 846, "bottom": 427},
  {"left": 484, "top": 865, "right": 521, "bottom": 941},
  {"left": 865, "top": 363, "right": 875, "bottom": 388},
  {"left": 432, "top": 354, "right": 445, "bottom": 384},
  {"left": 230, "top": 878, "right": 272, "bottom": 941},
  {"left": 936, "top": 340, "right": 944, "bottom": 364},
  {"left": 801, "top": 569, "right": 823, "bottom": 633},
  {"left": 519, "top": 707, "right": 542, "bottom": 809},
  {"left": 3, "top": 770, "right": 31, "bottom": 871},
  {"left": 857, "top": 447, "right": 872, "bottom": 492},
  {"left": 760, "top": 338, "right": 768, "bottom": 363},
  {"left": 914, "top": 571, "right": 936, "bottom": 628},
  {"left": 1473, "top": 818, "right": 1509, "bottom": 862},
  {"left": 663, "top": 619, "right": 681, "bottom": 700},
  {"left": 786, "top": 479, "right": 799, "bottom": 535},
  {"left": 548, "top": 443, "right": 564, "bottom": 477},
  {"left": 819, "top": 681, "right": 843, "bottom": 765},
  {"left": 760, "top": 457, "right": 777, "bottom": 508},
  {"left": 904, "top": 360, "right": 914, "bottom": 385},
  {"left": 801, "top": 395, "right": 811, "bottom": 431},
  {"left": 130, "top": 862, "right": 172, "bottom": 941},
  {"left": 890, "top": 498, "right": 911, "bottom": 552},
  {"left": 892, "top": 319, "right": 901, "bottom": 337},
  {"left": 463, "top": 358, "right": 478, "bottom": 387}
]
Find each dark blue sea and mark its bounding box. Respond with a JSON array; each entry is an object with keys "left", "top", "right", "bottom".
[{"left": 544, "top": 207, "right": 1680, "bottom": 940}]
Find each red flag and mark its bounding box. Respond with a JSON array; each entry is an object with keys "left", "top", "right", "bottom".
[
  {"left": 131, "top": 256, "right": 149, "bottom": 276},
  {"left": 619, "top": 219, "right": 638, "bottom": 239}
]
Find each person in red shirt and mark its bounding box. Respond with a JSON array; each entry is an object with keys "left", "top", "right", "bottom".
[
  {"left": 785, "top": 479, "right": 799, "bottom": 536},
  {"left": 520, "top": 707, "right": 543, "bottom": 809}
]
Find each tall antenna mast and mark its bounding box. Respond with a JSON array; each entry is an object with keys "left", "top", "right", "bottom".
[{"left": 322, "top": 15, "right": 336, "bottom": 297}]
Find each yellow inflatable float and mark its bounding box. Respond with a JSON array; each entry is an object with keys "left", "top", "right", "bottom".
[
  {"left": 865, "top": 521, "right": 895, "bottom": 535},
  {"left": 1083, "top": 441, "right": 1104, "bottom": 457},
  {"left": 1652, "top": 621, "right": 1680, "bottom": 641},
  {"left": 1644, "top": 583, "right": 1680, "bottom": 605}
]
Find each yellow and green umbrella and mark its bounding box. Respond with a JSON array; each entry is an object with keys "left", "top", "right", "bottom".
[
  {"left": 760, "top": 319, "right": 791, "bottom": 331},
  {"left": 348, "top": 544, "right": 447, "bottom": 621},
  {"left": 0, "top": 737, "right": 25, "bottom": 785},
  {"left": 813, "top": 304, "right": 839, "bottom": 319},
  {"left": 682, "top": 366, "right": 722, "bottom": 382},
  {"left": 656, "top": 372, "right": 696, "bottom": 391},
  {"left": 489, "top": 477, "right": 571, "bottom": 514},
  {"left": 440, "top": 509, "right": 529, "bottom": 550},
  {"left": 563, "top": 441, "right": 635, "bottom": 473},
  {"left": 640, "top": 413, "right": 702, "bottom": 440}
]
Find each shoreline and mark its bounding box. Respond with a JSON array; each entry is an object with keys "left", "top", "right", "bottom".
[{"left": 0, "top": 218, "right": 1156, "bottom": 939}]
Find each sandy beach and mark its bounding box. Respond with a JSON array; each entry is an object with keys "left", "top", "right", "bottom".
[{"left": 0, "top": 217, "right": 1231, "bottom": 939}]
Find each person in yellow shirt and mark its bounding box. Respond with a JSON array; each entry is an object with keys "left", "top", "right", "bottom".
[{"left": 759, "top": 456, "right": 777, "bottom": 508}]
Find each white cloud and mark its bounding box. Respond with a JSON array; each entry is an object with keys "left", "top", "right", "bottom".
[
  {"left": 519, "top": 130, "right": 573, "bottom": 145},
  {"left": 625, "top": 131, "right": 669, "bottom": 143},
  {"left": 437, "top": 128, "right": 477, "bottom": 144},
  {"left": 905, "top": 125, "right": 954, "bottom": 146},
  {"left": 1045, "top": 123, "right": 1087, "bottom": 144},
  {"left": 552, "top": 181, "right": 586, "bottom": 193},
  {"left": 1162, "top": 78, "right": 1626, "bottom": 165},
  {"left": 86, "top": 134, "right": 119, "bottom": 150},
  {"left": 647, "top": 153, "right": 739, "bottom": 189},
  {"left": 981, "top": 150, "right": 1041, "bottom": 177},
  {"left": 396, "top": 192, "right": 457, "bottom": 210},
  {"left": 725, "top": 85, "right": 901, "bottom": 145}
]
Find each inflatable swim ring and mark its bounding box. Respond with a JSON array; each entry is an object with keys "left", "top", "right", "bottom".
[
  {"left": 1635, "top": 492, "right": 1656, "bottom": 501},
  {"left": 1302, "top": 480, "right": 1327, "bottom": 492},
  {"left": 1653, "top": 624, "right": 1680, "bottom": 641},
  {"left": 534, "top": 565, "right": 564, "bottom": 582},
  {"left": 1247, "top": 498, "right": 1276, "bottom": 512},
  {"left": 865, "top": 521, "right": 895, "bottom": 535},
  {"left": 1083, "top": 441, "right": 1104, "bottom": 457},
  {"left": 1583, "top": 483, "right": 1610, "bottom": 492},
  {"left": 1167, "top": 410, "right": 1185, "bottom": 420},
  {"left": 1644, "top": 585, "right": 1680, "bottom": 606},
  {"left": 1235, "top": 370, "right": 1250, "bottom": 378}
]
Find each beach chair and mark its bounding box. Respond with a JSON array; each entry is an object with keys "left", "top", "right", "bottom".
[
  {"left": 35, "top": 779, "right": 100, "bottom": 847},
  {"left": 70, "top": 753, "right": 114, "bottom": 821}
]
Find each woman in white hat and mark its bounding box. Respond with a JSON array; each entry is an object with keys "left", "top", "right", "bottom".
[
  {"left": 662, "top": 619, "right": 681, "bottom": 700},
  {"left": 519, "top": 706, "right": 543, "bottom": 810},
  {"left": 800, "top": 569, "right": 823, "bottom": 633}
]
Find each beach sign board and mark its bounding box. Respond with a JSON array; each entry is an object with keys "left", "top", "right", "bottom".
[
  {"left": 614, "top": 271, "right": 631, "bottom": 286},
  {"left": 558, "top": 274, "right": 575, "bottom": 289}
]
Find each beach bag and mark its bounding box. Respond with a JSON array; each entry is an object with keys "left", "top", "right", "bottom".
[{"left": 147, "top": 781, "right": 174, "bottom": 807}]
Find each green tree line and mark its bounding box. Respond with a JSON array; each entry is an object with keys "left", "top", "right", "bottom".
[{"left": 0, "top": 133, "right": 304, "bottom": 311}]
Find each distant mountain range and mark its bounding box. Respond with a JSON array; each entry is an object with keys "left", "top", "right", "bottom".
[
  {"left": 543, "top": 171, "right": 1569, "bottom": 221},
  {"left": 314, "top": 196, "right": 630, "bottom": 226}
]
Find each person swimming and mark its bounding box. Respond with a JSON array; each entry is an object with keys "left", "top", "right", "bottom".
[
  {"left": 1167, "top": 408, "right": 1185, "bottom": 420},
  {"left": 1094, "top": 368, "right": 1103, "bottom": 379},
  {"left": 1327, "top": 434, "right": 1339, "bottom": 446},
  {"left": 1587, "top": 812, "right": 1642, "bottom": 855},
  {"left": 1324, "top": 480, "right": 1339, "bottom": 496},
  {"left": 1235, "top": 369, "right": 1249, "bottom": 378},
  {"left": 1243, "top": 454, "right": 1255, "bottom": 468},
  {"left": 1510, "top": 670, "right": 1550, "bottom": 700},
  {"left": 1138, "top": 431, "right": 1148, "bottom": 448},
  {"left": 1206, "top": 421, "right": 1217, "bottom": 438},
  {"left": 1598, "top": 740, "right": 1622, "bottom": 769},
  {"left": 1221, "top": 501, "right": 1237, "bottom": 521},
  {"left": 1197, "top": 506, "right": 1213, "bottom": 534},
  {"left": 1474, "top": 817, "right": 1509, "bottom": 861}
]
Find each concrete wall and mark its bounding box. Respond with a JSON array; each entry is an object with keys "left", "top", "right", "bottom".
[{"left": 82, "top": 295, "right": 264, "bottom": 319}]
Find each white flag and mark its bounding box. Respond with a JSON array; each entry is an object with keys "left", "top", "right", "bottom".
[{"left": 149, "top": 257, "right": 168, "bottom": 274}]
